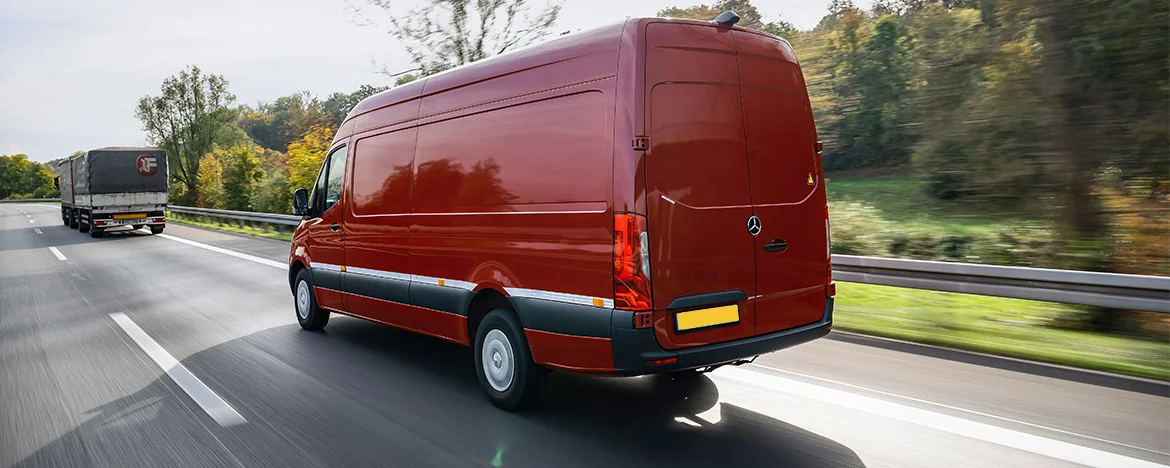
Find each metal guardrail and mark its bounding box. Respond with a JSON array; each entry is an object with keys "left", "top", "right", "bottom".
[
  {"left": 0, "top": 198, "right": 60, "bottom": 203},
  {"left": 168, "top": 205, "right": 302, "bottom": 226},
  {"left": 159, "top": 205, "right": 1170, "bottom": 313},
  {"left": 833, "top": 255, "right": 1169, "bottom": 313}
]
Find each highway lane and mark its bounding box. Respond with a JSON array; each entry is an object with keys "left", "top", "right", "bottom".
[{"left": 1, "top": 203, "right": 1167, "bottom": 468}]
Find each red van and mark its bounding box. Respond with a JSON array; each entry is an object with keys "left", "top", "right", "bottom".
[{"left": 288, "top": 15, "right": 834, "bottom": 409}]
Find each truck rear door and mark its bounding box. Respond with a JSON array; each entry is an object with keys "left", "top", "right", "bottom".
[
  {"left": 643, "top": 22, "right": 757, "bottom": 350},
  {"left": 734, "top": 31, "right": 830, "bottom": 334}
]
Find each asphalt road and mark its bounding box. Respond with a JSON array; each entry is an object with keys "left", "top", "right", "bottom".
[{"left": 2, "top": 203, "right": 1167, "bottom": 468}]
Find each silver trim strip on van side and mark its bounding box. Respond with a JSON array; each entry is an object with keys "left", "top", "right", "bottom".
[
  {"left": 347, "top": 266, "right": 411, "bottom": 282},
  {"left": 505, "top": 287, "right": 615, "bottom": 309},
  {"left": 313, "top": 262, "right": 343, "bottom": 272},
  {"left": 410, "top": 274, "right": 477, "bottom": 291},
  {"left": 312, "top": 263, "right": 614, "bottom": 310}
]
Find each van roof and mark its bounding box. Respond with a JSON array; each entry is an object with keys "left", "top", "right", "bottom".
[
  {"left": 88, "top": 146, "right": 164, "bottom": 152},
  {"left": 344, "top": 17, "right": 779, "bottom": 123}
]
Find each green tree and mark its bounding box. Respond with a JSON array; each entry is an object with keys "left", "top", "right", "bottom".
[
  {"left": 829, "top": 15, "right": 914, "bottom": 170},
  {"left": 135, "top": 66, "right": 237, "bottom": 205},
  {"left": 218, "top": 145, "right": 264, "bottom": 211},
  {"left": 196, "top": 152, "right": 225, "bottom": 209},
  {"left": 238, "top": 91, "right": 329, "bottom": 152},
  {"left": 0, "top": 154, "right": 56, "bottom": 199},
  {"left": 359, "top": 0, "right": 561, "bottom": 77},
  {"left": 287, "top": 125, "right": 337, "bottom": 192},
  {"left": 321, "top": 85, "right": 390, "bottom": 126}
]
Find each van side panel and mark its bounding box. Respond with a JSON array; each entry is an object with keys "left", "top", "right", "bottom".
[
  {"left": 410, "top": 91, "right": 615, "bottom": 321},
  {"left": 343, "top": 127, "right": 418, "bottom": 329}
]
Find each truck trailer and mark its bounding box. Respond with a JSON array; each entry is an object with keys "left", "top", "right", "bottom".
[{"left": 65, "top": 147, "right": 168, "bottom": 238}]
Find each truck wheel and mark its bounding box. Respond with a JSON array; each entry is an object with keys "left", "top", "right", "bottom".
[
  {"left": 474, "top": 309, "right": 547, "bottom": 410},
  {"left": 89, "top": 228, "right": 103, "bottom": 238},
  {"left": 150, "top": 225, "right": 164, "bottom": 235},
  {"left": 79, "top": 222, "right": 89, "bottom": 233},
  {"left": 294, "top": 269, "right": 329, "bottom": 331},
  {"left": 62, "top": 215, "right": 69, "bottom": 226},
  {"left": 69, "top": 215, "right": 79, "bottom": 230},
  {"left": 132, "top": 224, "right": 144, "bottom": 231}
]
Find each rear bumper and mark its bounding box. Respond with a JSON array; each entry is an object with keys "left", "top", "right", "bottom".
[{"left": 610, "top": 298, "right": 833, "bottom": 376}]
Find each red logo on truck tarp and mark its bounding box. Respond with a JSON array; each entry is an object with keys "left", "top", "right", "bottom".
[{"left": 137, "top": 154, "right": 158, "bottom": 175}]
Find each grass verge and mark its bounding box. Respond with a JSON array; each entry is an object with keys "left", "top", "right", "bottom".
[
  {"left": 835, "top": 282, "right": 1170, "bottom": 381},
  {"left": 166, "top": 211, "right": 293, "bottom": 242}
]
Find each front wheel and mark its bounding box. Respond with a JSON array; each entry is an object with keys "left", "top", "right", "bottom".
[
  {"left": 474, "top": 309, "right": 547, "bottom": 410},
  {"left": 294, "top": 269, "right": 329, "bottom": 330}
]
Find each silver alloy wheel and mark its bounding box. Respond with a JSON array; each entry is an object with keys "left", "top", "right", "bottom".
[
  {"left": 296, "top": 280, "right": 311, "bottom": 320},
  {"left": 482, "top": 329, "right": 515, "bottom": 392}
]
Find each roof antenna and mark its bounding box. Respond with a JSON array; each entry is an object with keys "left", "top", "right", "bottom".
[{"left": 713, "top": 10, "right": 740, "bottom": 26}]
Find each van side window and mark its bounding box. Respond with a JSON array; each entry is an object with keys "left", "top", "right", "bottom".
[{"left": 323, "top": 145, "right": 348, "bottom": 212}]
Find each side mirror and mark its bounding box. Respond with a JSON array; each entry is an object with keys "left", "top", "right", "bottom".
[
  {"left": 53, "top": 177, "right": 60, "bottom": 190},
  {"left": 293, "top": 188, "right": 310, "bottom": 216}
]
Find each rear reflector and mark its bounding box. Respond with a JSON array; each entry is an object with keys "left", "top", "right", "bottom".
[
  {"left": 647, "top": 357, "right": 677, "bottom": 366},
  {"left": 826, "top": 282, "right": 836, "bottom": 297},
  {"left": 614, "top": 213, "right": 653, "bottom": 310},
  {"left": 634, "top": 311, "right": 653, "bottom": 329}
]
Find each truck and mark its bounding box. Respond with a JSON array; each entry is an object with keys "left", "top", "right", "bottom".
[{"left": 62, "top": 147, "right": 168, "bottom": 238}]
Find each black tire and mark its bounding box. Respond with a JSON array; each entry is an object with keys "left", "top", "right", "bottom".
[
  {"left": 473, "top": 309, "right": 547, "bottom": 410},
  {"left": 62, "top": 215, "right": 69, "bottom": 226},
  {"left": 132, "top": 224, "right": 144, "bottom": 230},
  {"left": 150, "top": 225, "right": 164, "bottom": 235},
  {"left": 69, "top": 214, "right": 79, "bottom": 229},
  {"left": 79, "top": 221, "right": 89, "bottom": 233},
  {"left": 89, "top": 227, "right": 103, "bottom": 238},
  {"left": 293, "top": 269, "right": 329, "bottom": 330}
]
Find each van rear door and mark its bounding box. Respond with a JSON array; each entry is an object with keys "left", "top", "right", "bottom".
[
  {"left": 734, "top": 31, "right": 830, "bottom": 334},
  {"left": 643, "top": 22, "right": 757, "bottom": 350}
]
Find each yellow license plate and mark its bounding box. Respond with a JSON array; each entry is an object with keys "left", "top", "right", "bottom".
[
  {"left": 675, "top": 305, "right": 740, "bottom": 332},
  {"left": 113, "top": 213, "right": 147, "bottom": 220}
]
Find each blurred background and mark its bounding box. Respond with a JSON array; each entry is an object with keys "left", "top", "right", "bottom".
[{"left": 1, "top": 0, "right": 1167, "bottom": 380}]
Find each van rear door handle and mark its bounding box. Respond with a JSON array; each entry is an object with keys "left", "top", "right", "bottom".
[
  {"left": 763, "top": 239, "right": 788, "bottom": 252},
  {"left": 330, "top": 223, "right": 340, "bottom": 232}
]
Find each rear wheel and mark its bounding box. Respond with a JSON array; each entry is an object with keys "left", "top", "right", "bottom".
[
  {"left": 69, "top": 213, "right": 79, "bottom": 229},
  {"left": 150, "top": 225, "right": 164, "bottom": 234},
  {"left": 79, "top": 221, "right": 89, "bottom": 233},
  {"left": 474, "top": 309, "right": 546, "bottom": 410},
  {"left": 132, "top": 224, "right": 144, "bottom": 230},
  {"left": 89, "top": 227, "right": 103, "bottom": 238},
  {"left": 294, "top": 269, "right": 329, "bottom": 330},
  {"left": 62, "top": 214, "right": 69, "bottom": 226}
]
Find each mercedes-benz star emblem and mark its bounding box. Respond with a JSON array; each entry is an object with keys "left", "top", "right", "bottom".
[{"left": 746, "top": 215, "right": 762, "bottom": 236}]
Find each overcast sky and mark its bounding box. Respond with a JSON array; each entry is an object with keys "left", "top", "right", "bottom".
[{"left": 0, "top": 0, "right": 863, "bottom": 162}]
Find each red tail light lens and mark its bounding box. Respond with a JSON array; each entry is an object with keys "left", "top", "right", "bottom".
[
  {"left": 614, "top": 213, "right": 653, "bottom": 310},
  {"left": 826, "top": 204, "right": 835, "bottom": 295}
]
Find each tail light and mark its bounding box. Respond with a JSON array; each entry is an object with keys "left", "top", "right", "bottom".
[
  {"left": 826, "top": 204, "right": 835, "bottom": 296},
  {"left": 614, "top": 213, "right": 653, "bottom": 310}
]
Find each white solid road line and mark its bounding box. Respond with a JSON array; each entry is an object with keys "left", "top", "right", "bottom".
[
  {"left": 157, "top": 234, "right": 285, "bottom": 269},
  {"left": 749, "top": 362, "right": 1169, "bottom": 457},
  {"left": 108, "top": 312, "right": 246, "bottom": 427},
  {"left": 48, "top": 247, "right": 67, "bottom": 261},
  {"left": 714, "top": 366, "right": 1167, "bottom": 468},
  {"left": 29, "top": 219, "right": 36, "bottom": 223},
  {"left": 34, "top": 228, "right": 42, "bottom": 235}
]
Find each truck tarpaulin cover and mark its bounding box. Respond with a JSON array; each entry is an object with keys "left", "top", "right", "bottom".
[{"left": 72, "top": 147, "right": 168, "bottom": 195}]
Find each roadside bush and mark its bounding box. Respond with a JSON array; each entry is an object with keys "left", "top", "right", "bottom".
[{"left": 828, "top": 201, "right": 890, "bottom": 255}]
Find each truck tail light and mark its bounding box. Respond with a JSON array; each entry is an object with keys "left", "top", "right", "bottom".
[
  {"left": 826, "top": 204, "right": 835, "bottom": 296},
  {"left": 614, "top": 213, "right": 653, "bottom": 310}
]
